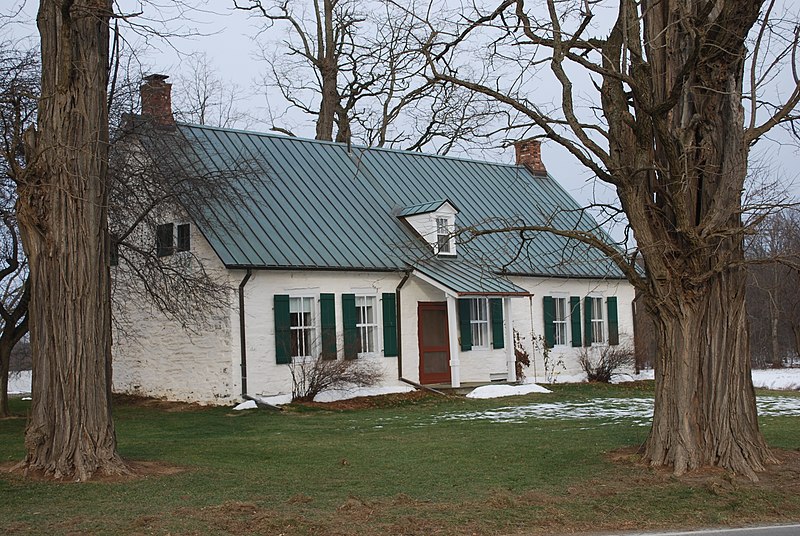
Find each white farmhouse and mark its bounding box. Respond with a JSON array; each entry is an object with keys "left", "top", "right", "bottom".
[{"left": 111, "top": 75, "right": 636, "bottom": 404}]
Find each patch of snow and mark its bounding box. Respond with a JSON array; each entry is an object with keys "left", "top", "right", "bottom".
[
  {"left": 752, "top": 368, "right": 800, "bottom": 391},
  {"left": 466, "top": 383, "right": 552, "bottom": 399},
  {"left": 8, "top": 370, "right": 31, "bottom": 394},
  {"left": 611, "top": 369, "right": 655, "bottom": 383},
  {"left": 313, "top": 385, "right": 414, "bottom": 403},
  {"left": 438, "top": 397, "right": 656, "bottom": 426},
  {"left": 257, "top": 394, "right": 293, "bottom": 406},
  {"left": 755, "top": 395, "right": 800, "bottom": 416},
  {"left": 233, "top": 400, "right": 257, "bottom": 411},
  {"left": 434, "top": 394, "right": 800, "bottom": 425}
]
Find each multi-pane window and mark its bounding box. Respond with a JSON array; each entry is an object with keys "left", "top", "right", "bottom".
[
  {"left": 356, "top": 295, "right": 378, "bottom": 355},
  {"left": 436, "top": 217, "right": 451, "bottom": 254},
  {"left": 553, "top": 297, "right": 568, "bottom": 346},
  {"left": 290, "top": 297, "right": 315, "bottom": 358},
  {"left": 590, "top": 297, "right": 606, "bottom": 344},
  {"left": 470, "top": 298, "right": 489, "bottom": 348},
  {"left": 156, "top": 222, "right": 190, "bottom": 256}
]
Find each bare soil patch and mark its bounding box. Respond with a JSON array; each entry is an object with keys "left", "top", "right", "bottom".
[
  {"left": 0, "top": 459, "right": 187, "bottom": 483},
  {"left": 113, "top": 393, "right": 210, "bottom": 412},
  {"left": 605, "top": 446, "right": 800, "bottom": 487},
  {"left": 291, "top": 390, "right": 434, "bottom": 411}
]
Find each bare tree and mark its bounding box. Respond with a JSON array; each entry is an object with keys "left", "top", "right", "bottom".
[
  {"left": 0, "top": 41, "right": 36, "bottom": 417},
  {"left": 422, "top": 0, "right": 800, "bottom": 478},
  {"left": 746, "top": 208, "right": 800, "bottom": 368},
  {"left": 236, "top": 0, "right": 499, "bottom": 152},
  {"left": 172, "top": 52, "right": 256, "bottom": 129}
]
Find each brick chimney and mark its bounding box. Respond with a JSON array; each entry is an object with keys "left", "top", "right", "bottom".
[
  {"left": 140, "top": 74, "right": 174, "bottom": 127},
  {"left": 514, "top": 139, "right": 547, "bottom": 177}
]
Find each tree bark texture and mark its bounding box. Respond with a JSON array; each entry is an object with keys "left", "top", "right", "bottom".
[
  {"left": 604, "top": 0, "right": 775, "bottom": 478},
  {"left": 15, "top": 0, "right": 126, "bottom": 480},
  {"left": 315, "top": 0, "right": 338, "bottom": 141}
]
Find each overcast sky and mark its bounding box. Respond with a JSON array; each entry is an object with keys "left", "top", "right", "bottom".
[{"left": 6, "top": 0, "right": 799, "bottom": 236}]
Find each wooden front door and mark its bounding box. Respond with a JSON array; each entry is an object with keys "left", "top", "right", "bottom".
[{"left": 418, "top": 302, "right": 451, "bottom": 385}]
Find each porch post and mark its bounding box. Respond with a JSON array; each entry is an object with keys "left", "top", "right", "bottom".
[
  {"left": 446, "top": 294, "right": 461, "bottom": 387},
  {"left": 504, "top": 297, "right": 515, "bottom": 382}
]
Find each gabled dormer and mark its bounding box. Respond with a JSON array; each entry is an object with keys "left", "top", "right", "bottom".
[{"left": 397, "top": 199, "right": 460, "bottom": 256}]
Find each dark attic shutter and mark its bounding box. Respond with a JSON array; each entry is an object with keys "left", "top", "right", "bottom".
[
  {"left": 570, "top": 296, "right": 582, "bottom": 347},
  {"left": 382, "top": 293, "right": 398, "bottom": 357},
  {"left": 176, "top": 223, "right": 191, "bottom": 252},
  {"left": 320, "top": 293, "right": 336, "bottom": 360},
  {"left": 584, "top": 297, "right": 593, "bottom": 347},
  {"left": 342, "top": 294, "right": 358, "bottom": 359},
  {"left": 274, "top": 294, "right": 291, "bottom": 364},
  {"left": 607, "top": 297, "right": 620, "bottom": 346},
  {"left": 156, "top": 223, "right": 173, "bottom": 257},
  {"left": 490, "top": 298, "right": 504, "bottom": 349},
  {"left": 542, "top": 296, "right": 555, "bottom": 349},
  {"left": 458, "top": 298, "right": 472, "bottom": 351}
]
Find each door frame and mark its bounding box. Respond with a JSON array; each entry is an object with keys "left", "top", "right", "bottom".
[{"left": 417, "top": 301, "right": 451, "bottom": 384}]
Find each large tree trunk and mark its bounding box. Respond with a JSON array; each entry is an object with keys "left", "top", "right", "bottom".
[
  {"left": 614, "top": 0, "right": 774, "bottom": 478},
  {"left": 643, "top": 266, "right": 774, "bottom": 480},
  {"left": 15, "top": 0, "right": 126, "bottom": 480}
]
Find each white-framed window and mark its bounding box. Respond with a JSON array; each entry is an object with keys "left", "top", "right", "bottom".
[
  {"left": 436, "top": 216, "right": 452, "bottom": 254},
  {"left": 290, "top": 296, "right": 316, "bottom": 358},
  {"left": 470, "top": 297, "right": 489, "bottom": 348},
  {"left": 553, "top": 297, "right": 568, "bottom": 346},
  {"left": 589, "top": 296, "right": 606, "bottom": 344},
  {"left": 356, "top": 295, "right": 378, "bottom": 355}
]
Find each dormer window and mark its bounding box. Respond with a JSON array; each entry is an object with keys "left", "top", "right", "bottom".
[
  {"left": 436, "top": 217, "right": 452, "bottom": 254},
  {"left": 397, "top": 198, "right": 460, "bottom": 257}
]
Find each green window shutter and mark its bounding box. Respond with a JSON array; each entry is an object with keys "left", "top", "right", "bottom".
[
  {"left": 320, "top": 293, "right": 336, "bottom": 359},
  {"left": 607, "top": 297, "right": 619, "bottom": 346},
  {"left": 542, "top": 296, "right": 555, "bottom": 349},
  {"left": 382, "top": 293, "right": 398, "bottom": 357},
  {"left": 342, "top": 294, "right": 358, "bottom": 360},
  {"left": 458, "top": 298, "right": 472, "bottom": 351},
  {"left": 490, "top": 298, "right": 504, "bottom": 349},
  {"left": 274, "top": 294, "right": 291, "bottom": 364},
  {"left": 570, "top": 296, "right": 582, "bottom": 347},
  {"left": 584, "top": 297, "right": 593, "bottom": 347}
]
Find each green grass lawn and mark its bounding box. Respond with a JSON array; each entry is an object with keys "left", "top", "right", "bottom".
[{"left": 1, "top": 382, "right": 799, "bottom": 535}]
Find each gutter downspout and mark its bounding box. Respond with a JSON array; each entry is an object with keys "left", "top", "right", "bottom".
[
  {"left": 395, "top": 271, "right": 411, "bottom": 380},
  {"left": 238, "top": 269, "right": 252, "bottom": 398},
  {"left": 236, "top": 269, "right": 284, "bottom": 412}
]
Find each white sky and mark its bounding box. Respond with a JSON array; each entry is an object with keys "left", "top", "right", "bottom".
[{"left": 6, "top": 0, "right": 800, "bottom": 237}]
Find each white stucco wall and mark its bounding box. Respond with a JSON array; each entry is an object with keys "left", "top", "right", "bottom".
[
  {"left": 508, "top": 276, "right": 637, "bottom": 382},
  {"left": 232, "top": 270, "right": 408, "bottom": 398},
  {"left": 112, "top": 223, "right": 236, "bottom": 404}
]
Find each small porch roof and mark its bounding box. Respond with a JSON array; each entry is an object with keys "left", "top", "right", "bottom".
[{"left": 411, "top": 258, "right": 531, "bottom": 297}]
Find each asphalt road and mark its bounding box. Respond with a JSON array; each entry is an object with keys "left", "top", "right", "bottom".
[{"left": 611, "top": 525, "right": 800, "bottom": 536}]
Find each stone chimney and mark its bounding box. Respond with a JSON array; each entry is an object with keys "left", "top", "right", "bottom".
[
  {"left": 140, "top": 74, "right": 174, "bottom": 127},
  {"left": 514, "top": 139, "right": 547, "bottom": 177}
]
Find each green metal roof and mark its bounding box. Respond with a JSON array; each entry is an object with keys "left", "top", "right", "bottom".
[
  {"left": 139, "top": 121, "right": 625, "bottom": 280},
  {"left": 413, "top": 259, "right": 530, "bottom": 296},
  {"left": 397, "top": 199, "right": 459, "bottom": 217}
]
